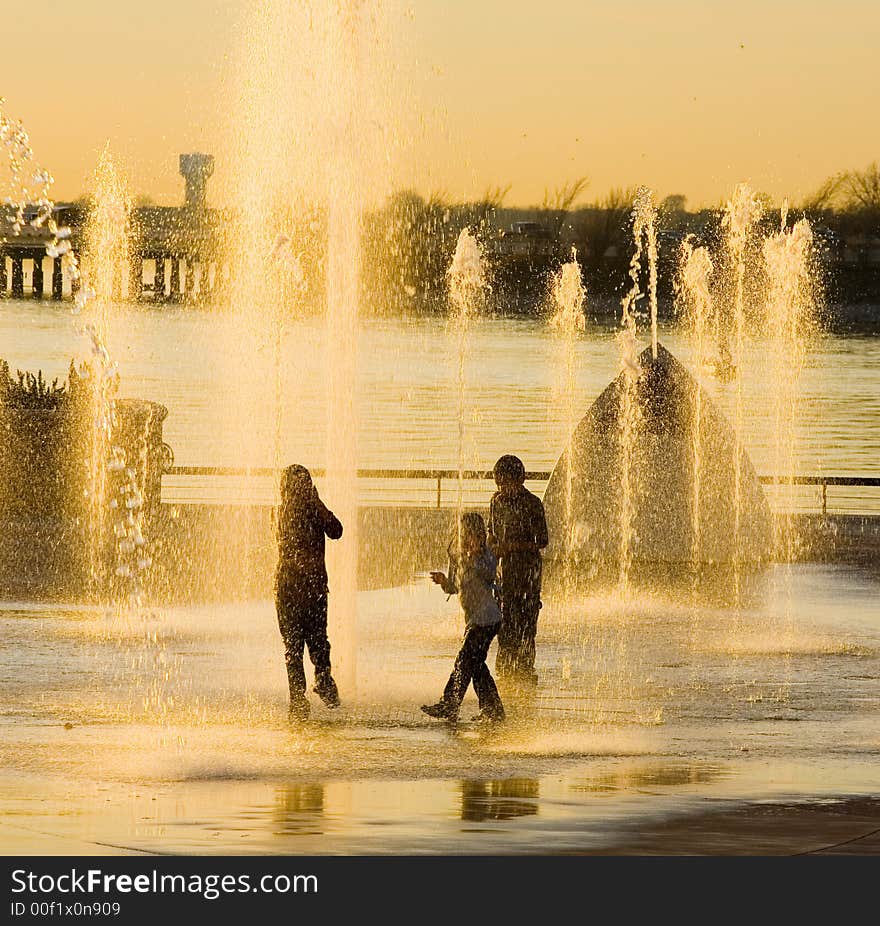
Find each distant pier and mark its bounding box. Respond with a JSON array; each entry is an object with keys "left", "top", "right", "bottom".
[{"left": 0, "top": 153, "right": 226, "bottom": 304}]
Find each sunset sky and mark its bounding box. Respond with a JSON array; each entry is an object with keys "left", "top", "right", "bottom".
[{"left": 3, "top": 0, "right": 878, "bottom": 209}]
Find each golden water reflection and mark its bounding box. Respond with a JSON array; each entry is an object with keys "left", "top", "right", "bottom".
[
  {"left": 460, "top": 779, "right": 539, "bottom": 822},
  {"left": 273, "top": 783, "right": 325, "bottom": 836},
  {"left": 569, "top": 762, "right": 727, "bottom": 795}
]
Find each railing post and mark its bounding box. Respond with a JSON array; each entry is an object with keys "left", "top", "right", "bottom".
[
  {"left": 822, "top": 481, "right": 827, "bottom": 516},
  {"left": 436, "top": 477, "right": 441, "bottom": 509}
]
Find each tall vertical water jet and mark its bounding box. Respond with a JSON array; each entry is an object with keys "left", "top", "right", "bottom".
[
  {"left": 79, "top": 147, "right": 132, "bottom": 596},
  {"left": 677, "top": 238, "right": 715, "bottom": 565},
  {"left": 721, "top": 184, "right": 761, "bottom": 577},
  {"left": 323, "top": 6, "right": 370, "bottom": 693},
  {"left": 615, "top": 187, "right": 657, "bottom": 592},
  {"left": 223, "top": 6, "right": 299, "bottom": 602},
  {"left": 548, "top": 250, "right": 586, "bottom": 593},
  {"left": 644, "top": 202, "right": 659, "bottom": 361},
  {"left": 224, "top": 1, "right": 391, "bottom": 693},
  {"left": 447, "top": 227, "right": 486, "bottom": 535},
  {"left": 763, "top": 212, "right": 816, "bottom": 560}
]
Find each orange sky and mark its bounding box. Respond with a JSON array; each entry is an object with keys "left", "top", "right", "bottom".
[{"left": 3, "top": 0, "right": 878, "bottom": 209}]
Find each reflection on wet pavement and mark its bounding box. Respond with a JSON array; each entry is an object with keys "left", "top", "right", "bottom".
[{"left": 0, "top": 562, "right": 878, "bottom": 854}]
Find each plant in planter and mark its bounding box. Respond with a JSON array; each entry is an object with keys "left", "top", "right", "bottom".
[{"left": 0, "top": 363, "right": 68, "bottom": 409}]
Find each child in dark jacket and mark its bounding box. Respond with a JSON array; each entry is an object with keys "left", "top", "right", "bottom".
[
  {"left": 422, "top": 512, "right": 505, "bottom": 723},
  {"left": 488, "top": 454, "right": 548, "bottom": 691},
  {"left": 275, "top": 464, "right": 343, "bottom": 721}
]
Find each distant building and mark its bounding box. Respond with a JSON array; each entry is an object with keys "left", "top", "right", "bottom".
[
  {"left": 494, "top": 221, "right": 557, "bottom": 261},
  {"left": 178, "top": 153, "right": 215, "bottom": 210}
]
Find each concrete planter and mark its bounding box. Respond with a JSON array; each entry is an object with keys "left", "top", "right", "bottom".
[{"left": 0, "top": 398, "right": 169, "bottom": 598}]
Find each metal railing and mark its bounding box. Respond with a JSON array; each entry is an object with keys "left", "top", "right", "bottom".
[{"left": 163, "top": 466, "right": 880, "bottom": 514}]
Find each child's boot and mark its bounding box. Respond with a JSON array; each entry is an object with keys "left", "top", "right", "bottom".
[
  {"left": 421, "top": 700, "right": 458, "bottom": 721},
  {"left": 313, "top": 672, "right": 341, "bottom": 708}
]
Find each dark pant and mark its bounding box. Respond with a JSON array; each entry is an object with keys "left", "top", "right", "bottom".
[
  {"left": 276, "top": 586, "right": 333, "bottom": 704},
  {"left": 495, "top": 588, "right": 541, "bottom": 685},
  {"left": 442, "top": 623, "right": 504, "bottom": 716}
]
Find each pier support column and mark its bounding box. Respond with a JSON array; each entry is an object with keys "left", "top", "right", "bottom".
[
  {"left": 153, "top": 255, "right": 166, "bottom": 299},
  {"left": 31, "top": 255, "right": 44, "bottom": 299},
  {"left": 182, "top": 257, "right": 193, "bottom": 299},
  {"left": 71, "top": 253, "right": 81, "bottom": 298},
  {"left": 169, "top": 257, "right": 180, "bottom": 299},
  {"left": 11, "top": 252, "right": 24, "bottom": 298},
  {"left": 0, "top": 253, "right": 7, "bottom": 295},
  {"left": 128, "top": 253, "right": 143, "bottom": 301},
  {"left": 52, "top": 257, "right": 63, "bottom": 300}
]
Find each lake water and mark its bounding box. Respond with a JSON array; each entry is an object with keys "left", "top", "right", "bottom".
[{"left": 2, "top": 299, "right": 879, "bottom": 510}]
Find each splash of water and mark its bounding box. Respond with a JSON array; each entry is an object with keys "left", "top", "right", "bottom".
[{"left": 0, "top": 100, "right": 53, "bottom": 235}]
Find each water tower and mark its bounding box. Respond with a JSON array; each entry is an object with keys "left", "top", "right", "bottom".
[{"left": 179, "top": 153, "right": 214, "bottom": 209}]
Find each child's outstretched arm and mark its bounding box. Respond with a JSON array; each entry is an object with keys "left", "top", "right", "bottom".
[{"left": 430, "top": 571, "right": 457, "bottom": 595}]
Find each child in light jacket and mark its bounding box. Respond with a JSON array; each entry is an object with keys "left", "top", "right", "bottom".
[{"left": 422, "top": 512, "right": 505, "bottom": 723}]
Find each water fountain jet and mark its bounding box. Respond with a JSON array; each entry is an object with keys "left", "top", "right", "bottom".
[{"left": 447, "top": 226, "right": 487, "bottom": 541}]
